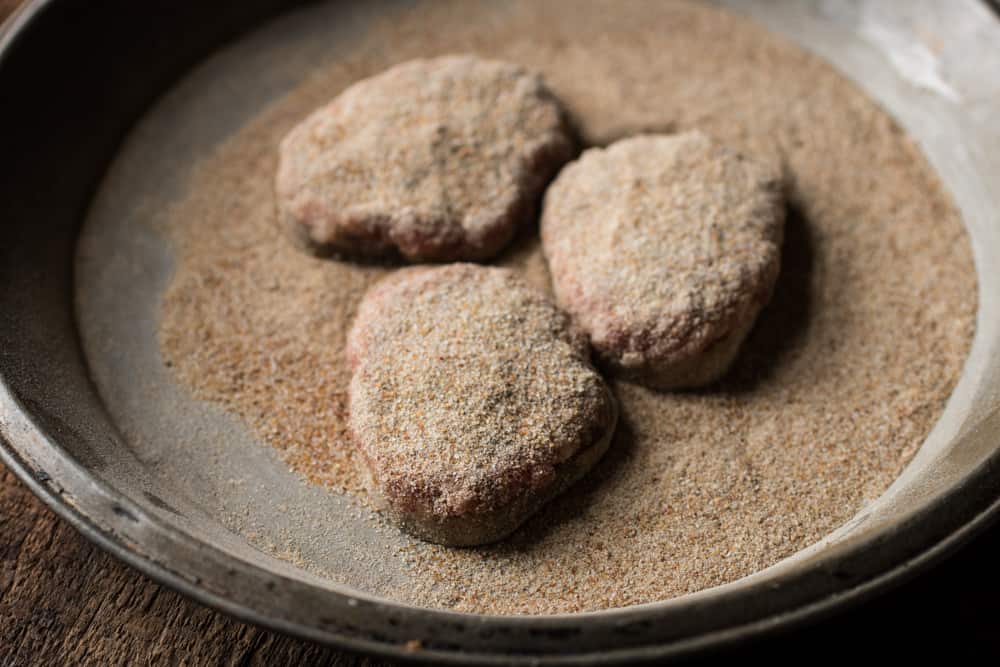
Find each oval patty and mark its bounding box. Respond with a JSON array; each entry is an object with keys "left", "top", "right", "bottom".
[
  {"left": 277, "top": 55, "right": 575, "bottom": 263},
  {"left": 541, "top": 132, "right": 785, "bottom": 390},
  {"left": 347, "top": 264, "right": 617, "bottom": 546}
]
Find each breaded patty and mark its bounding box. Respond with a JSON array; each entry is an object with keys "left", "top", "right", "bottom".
[
  {"left": 276, "top": 55, "right": 575, "bottom": 263},
  {"left": 346, "top": 264, "right": 617, "bottom": 546},
  {"left": 541, "top": 132, "right": 785, "bottom": 389}
]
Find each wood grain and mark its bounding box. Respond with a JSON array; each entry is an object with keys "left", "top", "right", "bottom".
[
  {"left": 0, "top": 0, "right": 17, "bottom": 21},
  {"left": 2, "top": 2, "right": 1000, "bottom": 665},
  {"left": 0, "top": 464, "right": 387, "bottom": 666},
  {"left": 0, "top": 4, "right": 382, "bottom": 665}
]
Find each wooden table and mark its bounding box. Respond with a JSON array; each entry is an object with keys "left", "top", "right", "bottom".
[
  {"left": 6, "top": 455, "right": 1000, "bottom": 665},
  {"left": 2, "top": 2, "right": 1000, "bottom": 664},
  {"left": 0, "top": 6, "right": 344, "bottom": 665},
  {"left": 0, "top": 464, "right": 389, "bottom": 666}
]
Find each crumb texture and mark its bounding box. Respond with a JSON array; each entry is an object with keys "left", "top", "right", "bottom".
[
  {"left": 158, "top": 0, "right": 977, "bottom": 614},
  {"left": 542, "top": 131, "right": 785, "bottom": 387},
  {"left": 347, "top": 264, "right": 615, "bottom": 545},
  {"left": 275, "top": 54, "right": 574, "bottom": 262}
]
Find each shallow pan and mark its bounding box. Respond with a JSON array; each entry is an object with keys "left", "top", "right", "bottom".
[{"left": 2, "top": 0, "right": 1000, "bottom": 663}]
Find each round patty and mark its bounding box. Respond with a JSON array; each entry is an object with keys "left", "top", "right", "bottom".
[
  {"left": 541, "top": 132, "right": 785, "bottom": 390},
  {"left": 346, "top": 264, "right": 617, "bottom": 546},
  {"left": 276, "top": 55, "right": 575, "bottom": 263}
]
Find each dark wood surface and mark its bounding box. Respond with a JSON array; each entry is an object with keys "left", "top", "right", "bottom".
[
  {"left": 6, "top": 448, "right": 1000, "bottom": 666},
  {"left": 0, "top": 1, "right": 16, "bottom": 22},
  {"left": 0, "top": 3, "right": 361, "bottom": 663},
  {"left": 2, "top": 2, "right": 1000, "bottom": 665},
  {"left": 0, "top": 464, "right": 387, "bottom": 667}
]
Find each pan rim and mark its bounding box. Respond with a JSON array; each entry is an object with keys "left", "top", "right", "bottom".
[
  {"left": 5, "top": 371, "right": 1000, "bottom": 663},
  {"left": 2, "top": 0, "right": 1000, "bottom": 662}
]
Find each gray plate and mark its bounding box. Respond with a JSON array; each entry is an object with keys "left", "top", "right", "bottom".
[{"left": 1, "top": 0, "right": 999, "bottom": 663}]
